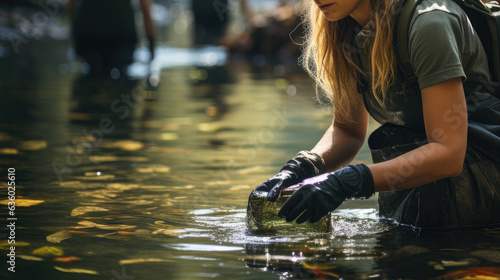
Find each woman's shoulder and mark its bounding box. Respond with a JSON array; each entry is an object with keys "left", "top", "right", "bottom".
[
  {"left": 408, "top": 0, "right": 471, "bottom": 42},
  {"left": 410, "top": 0, "right": 466, "bottom": 24}
]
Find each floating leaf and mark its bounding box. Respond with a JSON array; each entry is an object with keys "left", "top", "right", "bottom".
[
  {"left": 72, "top": 174, "right": 115, "bottom": 181},
  {"left": 119, "top": 258, "right": 171, "bottom": 265},
  {"left": 135, "top": 165, "right": 171, "bottom": 173},
  {"left": 117, "top": 231, "right": 135, "bottom": 236},
  {"left": 94, "top": 232, "right": 116, "bottom": 238},
  {"left": 89, "top": 155, "right": 148, "bottom": 163},
  {"left": 100, "top": 140, "right": 144, "bottom": 151},
  {"left": 54, "top": 266, "right": 98, "bottom": 274},
  {"left": 54, "top": 256, "right": 82, "bottom": 263},
  {"left": 18, "top": 255, "right": 44, "bottom": 261},
  {"left": 32, "top": 246, "right": 64, "bottom": 257},
  {"left": 18, "top": 140, "right": 47, "bottom": 150},
  {"left": 58, "top": 181, "right": 85, "bottom": 188},
  {"left": 433, "top": 264, "right": 445, "bottom": 270},
  {"left": 71, "top": 206, "right": 109, "bottom": 217},
  {"left": 75, "top": 220, "right": 136, "bottom": 231},
  {"left": 47, "top": 230, "right": 72, "bottom": 243},
  {"left": 441, "top": 259, "right": 480, "bottom": 267},
  {"left": 197, "top": 123, "right": 223, "bottom": 133},
  {"left": 76, "top": 189, "right": 118, "bottom": 199},
  {"left": 0, "top": 199, "right": 44, "bottom": 207},
  {"left": 0, "top": 241, "right": 29, "bottom": 248},
  {"left": 75, "top": 221, "right": 98, "bottom": 229},
  {"left": 106, "top": 183, "right": 140, "bottom": 191},
  {"left": 159, "top": 133, "right": 179, "bottom": 141},
  {"left": 0, "top": 148, "right": 18, "bottom": 155}
]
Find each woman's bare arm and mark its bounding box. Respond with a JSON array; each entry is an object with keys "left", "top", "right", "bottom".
[
  {"left": 369, "top": 77, "right": 467, "bottom": 192},
  {"left": 312, "top": 88, "right": 370, "bottom": 172}
]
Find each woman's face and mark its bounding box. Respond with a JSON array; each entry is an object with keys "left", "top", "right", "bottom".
[{"left": 314, "top": 0, "right": 371, "bottom": 24}]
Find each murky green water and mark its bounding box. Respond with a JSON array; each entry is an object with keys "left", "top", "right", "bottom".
[{"left": 1, "top": 5, "right": 500, "bottom": 280}]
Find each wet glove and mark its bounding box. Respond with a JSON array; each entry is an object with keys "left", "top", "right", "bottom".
[
  {"left": 278, "top": 164, "right": 375, "bottom": 224},
  {"left": 252, "top": 150, "right": 326, "bottom": 202}
]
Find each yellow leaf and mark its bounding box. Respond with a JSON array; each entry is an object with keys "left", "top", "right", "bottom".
[
  {"left": 100, "top": 140, "right": 144, "bottom": 151},
  {"left": 71, "top": 206, "right": 109, "bottom": 217},
  {"left": 0, "top": 199, "right": 44, "bottom": 207},
  {"left": 76, "top": 220, "right": 136, "bottom": 231},
  {"left": 89, "top": 156, "right": 148, "bottom": 162},
  {"left": 18, "top": 140, "right": 47, "bottom": 150},
  {"left": 18, "top": 255, "right": 44, "bottom": 261},
  {"left": 32, "top": 246, "right": 64, "bottom": 257},
  {"left": 0, "top": 241, "right": 29, "bottom": 248},
  {"left": 54, "top": 266, "right": 98, "bottom": 274},
  {"left": 159, "top": 133, "right": 179, "bottom": 141},
  {"left": 72, "top": 175, "right": 115, "bottom": 181},
  {"left": 76, "top": 220, "right": 98, "bottom": 228},
  {"left": 47, "top": 231, "right": 72, "bottom": 243},
  {"left": 119, "top": 258, "right": 171, "bottom": 265},
  {"left": 0, "top": 148, "right": 18, "bottom": 155}
]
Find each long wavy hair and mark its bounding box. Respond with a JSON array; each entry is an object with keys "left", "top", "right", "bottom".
[{"left": 301, "top": 0, "right": 398, "bottom": 123}]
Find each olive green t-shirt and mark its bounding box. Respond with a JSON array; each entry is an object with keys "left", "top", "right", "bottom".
[{"left": 408, "top": 0, "right": 491, "bottom": 89}]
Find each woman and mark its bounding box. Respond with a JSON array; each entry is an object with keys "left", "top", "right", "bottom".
[{"left": 251, "top": 0, "right": 500, "bottom": 229}]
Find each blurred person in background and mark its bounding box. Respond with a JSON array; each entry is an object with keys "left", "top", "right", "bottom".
[
  {"left": 192, "top": 0, "right": 229, "bottom": 45},
  {"left": 67, "top": 0, "right": 155, "bottom": 77},
  {"left": 222, "top": 0, "right": 303, "bottom": 64}
]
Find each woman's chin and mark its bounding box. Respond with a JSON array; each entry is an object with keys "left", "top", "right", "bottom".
[{"left": 322, "top": 13, "right": 348, "bottom": 22}]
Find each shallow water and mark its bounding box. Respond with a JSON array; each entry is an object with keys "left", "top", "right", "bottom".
[{"left": 2, "top": 5, "right": 500, "bottom": 280}]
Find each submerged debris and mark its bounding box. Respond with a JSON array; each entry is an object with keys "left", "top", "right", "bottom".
[{"left": 246, "top": 185, "right": 331, "bottom": 233}]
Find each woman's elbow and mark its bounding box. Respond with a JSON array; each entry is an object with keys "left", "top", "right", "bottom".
[{"left": 445, "top": 148, "right": 466, "bottom": 177}]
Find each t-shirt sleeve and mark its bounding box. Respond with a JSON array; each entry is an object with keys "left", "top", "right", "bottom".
[{"left": 408, "top": 10, "right": 466, "bottom": 90}]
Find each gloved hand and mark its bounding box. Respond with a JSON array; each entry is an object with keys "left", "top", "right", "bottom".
[
  {"left": 252, "top": 150, "right": 326, "bottom": 202},
  {"left": 278, "top": 164, "right": 375, "bottom": 224}
]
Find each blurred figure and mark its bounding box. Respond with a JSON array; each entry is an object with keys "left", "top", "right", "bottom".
[
  {"left": 67, "top": 0, "right": 155, "bottom": 77},
  {"left": 223, "top": 0, "right": 303, "bottom": 65},
  {"left": 192, "top": 0, "right": 229, "bottom": 45}
]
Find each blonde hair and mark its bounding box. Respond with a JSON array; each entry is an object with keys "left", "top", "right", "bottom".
[{"left": 301, "top": 0, "right": 398, "bottom": 123}]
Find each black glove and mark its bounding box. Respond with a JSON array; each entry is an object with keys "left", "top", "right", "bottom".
[
  {"left": 278, "top": 164, "right": 375, "bottom": 224},
  {"left": 148, "top": 36, "right": 155, "bottom": 60},
  {"left": 252, "top": 151, "right": 326, "bottom": 202}
]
